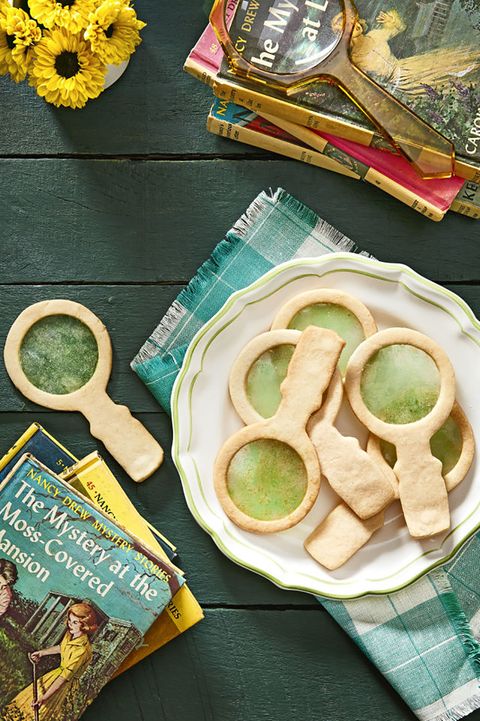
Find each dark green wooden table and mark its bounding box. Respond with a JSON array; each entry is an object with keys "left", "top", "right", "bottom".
[{"left": 1, "top": 4, "right": 480, "bottom": 720}]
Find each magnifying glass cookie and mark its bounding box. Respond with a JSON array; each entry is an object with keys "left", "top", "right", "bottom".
[
  {"left": 215, "top": 326, "right": 344, "bottom": 533},
  {"left": 4, "top": 300, "right": 164, "bottom": 483},
  {"left": 345, "top": 327, "right": 456, "bottom": 538}
]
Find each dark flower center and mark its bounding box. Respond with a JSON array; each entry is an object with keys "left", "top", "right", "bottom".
[
  {"left": 105, "top": 23, "right": 114, "bottom": 38},
  {"left": 57, "top": 0, "right": 76, "bottom": 6},
  {"left": 6, "top": 34, "right": 15, "bottom": 50},
  {"left": 55, "top": 50, "right": 80, "bottom": 78}
]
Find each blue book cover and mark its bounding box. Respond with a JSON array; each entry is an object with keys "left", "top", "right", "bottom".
[
  {"left": 0, "top": 424, "right": 77, "bottom": 483},
  {"left": 0, "top": 455, "right": 184, "bottom": 721}
]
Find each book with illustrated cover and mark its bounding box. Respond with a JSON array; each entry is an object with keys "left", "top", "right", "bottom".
[
  {"left": 184, "top": 12, "right": 480, "bottom": 218},
  {"left": 60, "top": 453, "right": 180, "bottom": 568},
  {"left": 211, "top": 0, "right": 480, "bottom": 182},
  {"left": 0, "top": 455, "right": 184, "bottom": 721},
  {"left": 60, "top": 453, "right": 204, "bottom": 676},
  {"left": 208, "top": 98, "right": 479, "bottom": 220},
  {"left": 0, "top": 425, "right": 176, "bottom": 562},
  {"left": 0, "top": 427, "right": 204, "bottom": 675}
]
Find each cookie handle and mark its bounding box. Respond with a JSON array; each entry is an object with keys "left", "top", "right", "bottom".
[
  {"left": 304, "top": 504, "right": 385, "bottom": 571},
  {"left": 396, "top": 441, "right": 450, "bottom": 538},
  {"left": 80, "top": 393, "right": 164, "bottom": 482},
  {"left": 277, "top": 327, "right": 344, "bottom": 427},
  {"left": 308, "top": 423, "right": 395, "bottom": 518}
]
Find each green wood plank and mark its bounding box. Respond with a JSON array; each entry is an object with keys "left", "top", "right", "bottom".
[
  {"left": 1, "top": 284, "right": 479, "bottom": 414},
  {"left": 0, "top": 413, "right": 312, "bottom": 607},
  {"left": 87, "top": 608, "right": 419, "bottom": 721},
  {"left": 1, "top": 159, "right": 479, "bottom": 284},
  {"left": 0, "top": 3, "right": 258, "bottom": 157}
]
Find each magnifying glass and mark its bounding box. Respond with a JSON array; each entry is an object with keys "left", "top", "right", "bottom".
[
  {"left": 230, "top": 328, "right": 394, "bottom": 519},
  {"left": 305, "top": 402, "right": 474, "bottom": 570},
  {"left": 4, "top": 300, "right": 164, "bottom": 483},
  {"left": 345, "top": 327, "right": 455, "bottom": 538},
  {"left": 210, "top": 0, "right": 454, "bottom": 179},
  {"left": 215, "top": 326, "right": 344, "bottom": 533},
  {"left": 271, "top": 289, "right": 377, "bottom": 375}
]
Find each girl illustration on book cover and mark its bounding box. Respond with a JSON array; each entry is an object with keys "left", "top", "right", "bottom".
[
  {"left": 2, "top": 603, "right": 98, "bottom": 721},
  {"left": 331, "top": 8, "right": 480, "bottom": 96},
  {"left": 0, "top": 560, "right": 18, "bottom": 618}
]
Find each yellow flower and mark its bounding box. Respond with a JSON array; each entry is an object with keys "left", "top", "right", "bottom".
[
  {"left": 84, "top": 0, "right": 145, "bottom": 65},
  {"left": 29, "top": 28, "right": 106, "bottom": 108},
  {"left": 29, "top": 0, "right": 95, "bottom": 33},
  {"left": 0, "top": 6, "right": 41, "bottom": 82}
]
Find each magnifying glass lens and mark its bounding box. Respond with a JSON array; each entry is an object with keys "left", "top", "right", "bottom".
[
  {"left": 289, "top": 303, "right": 365, "bottom": 374},
  {"left": 229, "top": 0, "right": 342, "bottom": 75},
  {"left": 227, "top": 439, "right": 308, "bottom": 521},
  {"left": 246, "top": 344, "right": 295, "bottom": 418},
  {"left": 360, "top": 344, "right": 440, "bottom": 424},
  {"left": 20, "top": 315, "right": 99, "bottom": 395}
]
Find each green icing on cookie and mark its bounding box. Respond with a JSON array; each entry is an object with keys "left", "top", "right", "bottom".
[
  {"left": 246, "top": 344, "right": 295, "bottom": 418},
  {"left": 288, "top": 303, "right": 365, "bottom": 374},
  {"left": 361, "top": 344, "right": 440, "bottom": 424},
  {"left": 379, "top": 439, "right": 397, "bottom": 468},
  {"left": 20, "top": 315, "right": 99, "bottom": 395},
  {"left": 226, "top": 439, "right": 308, "bottom": 521},
  {"left": 430, "top": 415, "right": 463, "bottom": 474},
  {"left": 380, "top": 414, "right": 462, "bottom": 475}
]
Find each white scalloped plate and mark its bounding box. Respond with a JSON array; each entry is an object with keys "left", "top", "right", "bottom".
[{"left": 171, "top": 254, "right": 480, "bottom": 599}]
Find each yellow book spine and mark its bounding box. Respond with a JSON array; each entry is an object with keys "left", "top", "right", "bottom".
[
  {"left": 62, "top": 452, "right": 174, "bottom": 563},
  {"left": 183, "top": 57, "right": 216, "bottom": 89},
  {"left": 114, "top": 585, "right": 204, "bottom": 676},
  {"left": 450, "top": 200, "right": 480, "bottom": 219},
  {"left": 363, "top": 168, "right": 444, "bottom": 222},
  {"left": 213, "top": 76, "right": 373, "bottom": 145},
  {"left": 0, "top": 424, "right": 39, "bottom": 471},
  {"left": 207, "top": 114, "right": 359, "bottom": 179},
  {"left": 208, "top": 112, "right": 445, "bottom": 221},
  {"left": 213, "top": 77, "right": 480, "bottom": 183}
]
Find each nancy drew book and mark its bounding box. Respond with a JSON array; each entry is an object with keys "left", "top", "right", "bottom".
[
  {"left": 207, "top": 98, "right": 476, "bottom": 220},
  {"left": 215, "top": 0, "right": 480, "bottom": 180},
  {"left": 0, "top": 455, "right": 184, "bottom": 721}
]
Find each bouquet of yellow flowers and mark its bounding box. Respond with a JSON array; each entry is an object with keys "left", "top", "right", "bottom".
[{"left": 0, "top": 0, "right": 145, "bottom": 108}]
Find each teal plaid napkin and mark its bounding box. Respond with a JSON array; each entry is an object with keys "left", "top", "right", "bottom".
[{"left": 132, "top": 189, "right": 480, "bottom": 721}]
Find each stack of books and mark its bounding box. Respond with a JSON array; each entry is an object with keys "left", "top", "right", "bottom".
[
  {"left": 0, "top": 424, "right": 203, "bottom": 681},
  {"left": 185, "top": 1, "right": 480, "bottom": 222}
]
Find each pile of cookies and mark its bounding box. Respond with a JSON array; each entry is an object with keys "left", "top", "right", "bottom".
[{"left": 213, "top": 289, "right": 475, "bottom": 570}]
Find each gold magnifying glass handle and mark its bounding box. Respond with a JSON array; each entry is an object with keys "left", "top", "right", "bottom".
[{"left": 324, "top": 58, "right": 455, "bottom": 179}]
